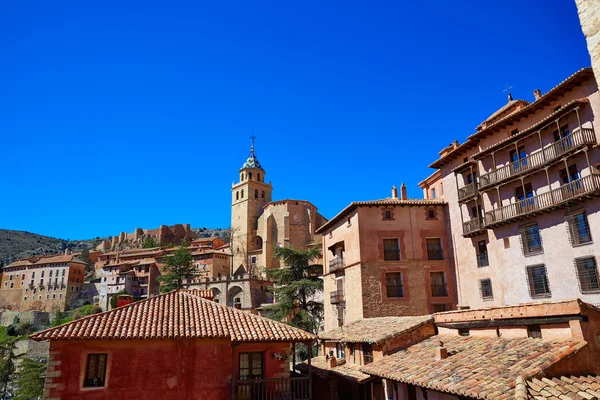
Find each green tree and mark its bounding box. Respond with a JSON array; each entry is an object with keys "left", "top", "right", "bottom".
[
  {"left": 14, "top": 357, "right": 46, "bottom": 400},
  {"left": 157, "top": 246, "right": 195, "bottom": 292},
  {"left": 264, "top": 246, "right": 323, "bottom": 334},
  {"left": 0, "top": 336, "right": 19, "bottom": 398},
  {"left": 142, "top": 236, "right": 158, "bottom": 248}
]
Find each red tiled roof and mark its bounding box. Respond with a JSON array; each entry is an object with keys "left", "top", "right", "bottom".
[
  {"left": 296, "top": 356, "right": 371, "bottom": 383},
  {"left": 29, "top": 290, "right": 314, "bottom": 343},
  {"left": 360, "top": 335, "right": 587, "bottom": 400},
  {"left": 523, "top": 375, "right": 600, "bottom": 399},
  {"left": 316, "top": 198, "right": 446, "bottom": 234},
  {"left": 319, "top": 316, "right": 433, "bottom": 344},
  {"left": 6, "top": 254, "right": 84, "bottom": 268}
]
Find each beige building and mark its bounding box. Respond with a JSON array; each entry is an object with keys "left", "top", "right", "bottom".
[
  {"left": 0, "top": 252, "right": 86, "bottom": 312},
  {"left": 316, "top": 185, "right": 456, "bottom": 333},
  {"left": 231, "top": 138, "right": 327, "bottom": 276},
  {"left": 428, "top": 68, "right": 600, "bottom": 309}
]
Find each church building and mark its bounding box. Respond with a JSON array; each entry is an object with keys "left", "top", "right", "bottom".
[{"left": 231, "top": 138, "right": 328, "bottom": 277}]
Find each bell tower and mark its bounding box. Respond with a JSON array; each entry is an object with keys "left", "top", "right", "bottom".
[{"left": 231, "top": 136, "right": 272, "bottom": 274}]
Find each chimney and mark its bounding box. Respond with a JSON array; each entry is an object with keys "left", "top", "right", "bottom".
[
  {"left": 327, "top": 354, "right": 337, "bottom": 369},
  {"left": 435, "top": 340, "right": 448, "bottom": 360},
  {"left": 391, "top": 186, "right": 398, "bottom": 199},
  {"left": 533, "top": 89, "right": 542, "bottom": 100},
  {"left": 401, "top": 183, "right": 407, "bottom": 200}
]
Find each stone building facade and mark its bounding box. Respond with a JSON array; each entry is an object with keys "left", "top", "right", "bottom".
[
  {"left": 316, "top": 186, "right": 456, "bottom": 332},
  {"left": 427, "top": 68, "right": 600, "bottom": 309},
  {"left": 0, "top": 252, "right": 86, "bottom": 312},
  {"left": 95, "top": 223, "right": 199, "bottom": 251},
  {"left": 231, "top": 139, "right": 327, "bottom": 276}
]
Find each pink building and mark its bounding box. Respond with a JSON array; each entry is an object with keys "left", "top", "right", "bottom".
[{"left": 428, "top": 68, "right": 600, "bottom": 309}]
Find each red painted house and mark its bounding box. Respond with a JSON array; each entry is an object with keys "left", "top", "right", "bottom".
[{"left": 31, "top": 289, "right": 315, "bottom": 399}]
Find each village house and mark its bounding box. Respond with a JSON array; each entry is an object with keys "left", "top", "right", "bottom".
[
  {"left": 426, "top": 67, "right": 600, "bottom": 309},
  {"left": 316, "top": 185, "right": 456, "bottom": 332},
  {"left": 30, "top": 289, "right": 315, "bottom": 400},
  {"left": 358, "top": 299, "right": 600, "bottom": 400},
  {"left": 0, "top": 251, "right": 86, "bottom": 312}
]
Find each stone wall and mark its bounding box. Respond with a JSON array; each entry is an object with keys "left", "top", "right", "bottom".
[{"left": 577, "top": 0, "right": 600, "bottom": 85}]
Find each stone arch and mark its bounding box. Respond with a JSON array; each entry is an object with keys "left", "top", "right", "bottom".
[
  {"left": 227, "top": 286, "right": 244, "bottom": 309},
  {"left": 211, "top": 287, "right": 223, "bottom": 304},
  {"left": 236, "top": 191, "right": 239, "bottom": 200},
  {"left": 257, "top": 173, "right": 261, "bottom": 182}
]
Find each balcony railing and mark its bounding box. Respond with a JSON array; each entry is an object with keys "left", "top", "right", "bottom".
[
  {"left": 235, "top": 376, "right": 310, "bottom": 400},
  {"left": 427, "top": 249, "right": 444, "bottom": 260},
  {"left": 431, "top": 283, "right": 448, "bottom": 297},
  {"left": 329, "top": 257, "right": 345, "bottom": 272},
  {"left": 477, "top": 253, "right": 489, "bottom": 267},
  {"left": 462, "top": 217, "right": 484, "bottom": 236},
  {"left": 384, "top": 250, "right": 401, "bottom": 261},
  {"left": 485, "top": 174, "right": 600, "bottom": 227},
  {"left": 330, "top": 290, "right": 344, "bottom": 304},
  {"left": 479, "top": 128, "right": 596, "bottom": 189},
  {"left": 458, "top": 182, "right": 477, "bottom": 202}
]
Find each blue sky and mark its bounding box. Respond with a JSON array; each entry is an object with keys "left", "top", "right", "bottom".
[{"left": 0, "top": 0, "right": 592, "bottom": 239}]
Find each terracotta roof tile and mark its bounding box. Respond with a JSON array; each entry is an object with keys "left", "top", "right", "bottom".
[
  {"left": 360, "top": 335, "right": 586, "bottom": 399},
  {"left": 6, "top": 254, "right": 83, "bottom": 268},
  {"left": 29, "top": 290, "right": 314, "bottom": 343},
  {"left": 319, "top": 316, "right": 433, "bottom": 344},
  {"left": 295, "top": 356, "right": 371, "bottom": 383},
  {"left": 524, "top": 375, "right": 600, "bottom": 399}
]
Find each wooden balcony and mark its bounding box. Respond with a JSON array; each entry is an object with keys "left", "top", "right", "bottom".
[
  {"left": 328, "top": 257, "right": 344, "bottom": 272},
  {"left": 479, "top": 128, "right": 596, "bottom": 189},
  {"left": 330, "top": 290, "right": 344, "bottom": 304},
  {"left": 235, "top": 376, "right": 310, "bottom": 400},
  {"left": 462, "top": 217, "right": 485, "bottom": 237},
  {"left": 458, "top": 182, "right": 477, "bottom": 202},
  {"left": 484, "top": 174, "right": 600, "bottom": 227}
]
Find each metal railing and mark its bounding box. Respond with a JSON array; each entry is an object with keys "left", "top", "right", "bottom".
[
  {"left": 431, "top": 283, "right": 448, "bottom": 297},
  {"left": 330, "top": 290, "right": 344, "bottom": 304},
  {"left": 479, "top": 128, "right": 596, "bottom": 189},
  {"left": 384, "top": 250, "right": 401, "bottom": 261},
  {"left": 235, "top": 376, "right": 310, "bottom": 400},
  {"left": 477, "top": 253, "right": 489, "bottom": 267},
  {"left": 329, "top": 257, "right": 345, "bottom": 272},
  {"left": 462, "top": 217, "right": 484, "bottom": 236},
  {"left": 485, "top": 174, "right": 600, "bottom": 227},
  {"left": 427, "top": 249, "right": 444, "bottom": 260},
  {"left": 458, "top": 182, "right": 477, "bottom": 201}
]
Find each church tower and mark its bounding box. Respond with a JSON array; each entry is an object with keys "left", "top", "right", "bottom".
[{"left": 231, "top": 137, "right": 272, "bottom": 275}]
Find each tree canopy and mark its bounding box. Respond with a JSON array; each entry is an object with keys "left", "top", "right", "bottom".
[
  {"left": 157, "top": 245, "right": 195, "bottom": 292},
  {"left": 265, "top": 246, "right": 323, "bottom": 334}
]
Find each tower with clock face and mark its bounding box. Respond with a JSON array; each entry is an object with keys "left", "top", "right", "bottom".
[{"left": 230, "top": 137, "right": 272, "bottom": 275}]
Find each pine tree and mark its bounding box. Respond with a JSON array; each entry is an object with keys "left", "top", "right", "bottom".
[
  {"left": 0, "top": 336, "right": 19, "bottom": 398},
  {"left": 265, "top": 246, "right": 323, "bottom": 334},
  {"left": 14, "top": 357, "right": 46, "bottom": 400},
  {"left": 157, "top": 245, "right": 195, "bottom": 292}
]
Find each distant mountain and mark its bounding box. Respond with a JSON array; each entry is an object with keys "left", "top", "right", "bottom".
[{"left": 0, "top": 227, "right": 230, "bottom": 266}]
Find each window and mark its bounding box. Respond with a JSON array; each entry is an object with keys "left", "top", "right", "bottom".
[
  {"left": 241, "top": 189, "right": 244, "bottom": 198},
  {"left": 363, "top": 344, "right": 373, "bottom": 364},
  {"left": 84, "top": 354, "right": 107, "bottom": 387},
  {"left": 509, "top": 146, "right": 527, "bottom": 170},
  {"left": 32, "top": 272, "right": 35, "bottom": 278},
  {"left": 336, "top": 343, "right": 345, "bottom": 359},
  {"left": 385, "top": 272, "right": 404, "bottom": 298},
  {"left": 431, "top": 188, "right": 437, "bottom": 199},
  {"left": 477, "top": 240, "right": 489, "bottom": 267},
  {"left": 528, "top": 325, "right": 542, "bottom": 339},
  {"left": 479, "top": 279, "right": 493, "bottom": 300},
  {"left": 432, "top": 304, "right": 450, "bottom": 313},
  {"left": 9, "top": 283, "right": 14, "bottom": 289},
  {"left": 254, "top": 189, "right": 258, "bottom": 199},
  {"left": 349, "top": 343, "right": 355, "bottom": 363},
  {"left": 257, "top": 173, "right": 261, "bottom": 182},
  {"left": 559, "top": 164, "right": 580, "bottom": 185},
  {"left": 41, "top": 271, "right": 44, "bottom": 277},
  {"left": 430, "top": 272, "right": 447, "bottom": 297},
  {"left": 515, "top": 183, "right": 534, "bottom": 210},
  {"left": 9, "top": 275, "right": 13, "bottom": 281},
  {"left": 62, "top": 269, "right": 66, "bottom": 276},
  {"left": 239, "top": 353, "right": 263, "bottom": 380},
  {"left": 383, "top": 239, "right": 400, "bottom": 261},
  {"left": 236, "top": 191, "right": 239, "bottom": 200},
  {"left": 23, "top": 297, "right": 27, "bottom": 301},
  {"left": 383, "top": 210, "right": 392, "bottom": 220},
  {"left": 428, "top": 209, "right": 436, "bottom": 219},
  {"left": 520, "top": 224, "right": 543, "bottom": 255},
  {"left": 526, "top": 264, "right": 551, "bottom": 298},
  {"left": 575, "top": 257, "right": 600, "bottom": 293},
  {"left": 426, "top": 238, "right": 443, "bottom": 260},
  {"left": 261, "top": 190, "right": 265, "bottom": 199},
  {"left": 511, "top": 128, "right": 519, "bottom": 136},
  {"left": 567, "top": 211, "right": 592, "bottom": 245}
]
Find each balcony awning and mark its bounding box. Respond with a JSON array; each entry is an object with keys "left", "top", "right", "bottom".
[{"left": 328, "top": 241, "right": 345, "bottom": 252}]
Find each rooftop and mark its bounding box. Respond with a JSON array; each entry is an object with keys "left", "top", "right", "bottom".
[
  {"left": 360, "top": 335, "right": 586, "bottom": 400},
  {"left": 30, "top": 290, "right": 314, "bottom": 343},
  {"left": 319, "top": 316, "right": 433, "bottom": 345},
  {"left": 522, "top": 374, "right": 600, "bottom": 399},
  {"left": 6, "top": 254, "right": 85, "bottom": 268},
  {"left": 295, "top": 356, "right": 371, "bottom": 383}
]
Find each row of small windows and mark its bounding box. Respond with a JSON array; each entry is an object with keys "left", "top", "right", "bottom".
[
  {"left": 479, "top": 256, "right": 599, "bottom": 301},
  {"left": 384, "top": 271, "right": 449, "bottom": 298},
  {"left": 381, "top": 238, "right": 443, "bottom": 261},
  {"left": 24, "top": 293, "right": 63, "bottom": 301},
  {"left": 235, "top": 189, "right": 266, "bottom": 200},
  {"left": 382, "top": 208, "right": 437, "bottom": 221},
  {"left": 519, "top": 211, "right": 592, "bottom": 256}
]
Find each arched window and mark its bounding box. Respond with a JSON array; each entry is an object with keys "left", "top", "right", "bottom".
[
  {"left": 254, "top": 189, "right": 258, "bottom": 199},
  {"left": 261, "top": 190, "right": 265, "bottom": 199},
  {"left": 257, "top": 173, "right": 261, "bottom": 182},
  {"left": 241, "top": 189, "right": 244, "bottom": 198},
  {"left": 240, "top": 173, "right": 243, "bottom": 181},
  {"left": 249, "top": 172, "right": 253, "bottom": 180},
  {"left": 236, "top": 191, "right": 239, "bottom": 200},
  {"left": 255, "top": 236, "right": 263, "bottom": 248}
]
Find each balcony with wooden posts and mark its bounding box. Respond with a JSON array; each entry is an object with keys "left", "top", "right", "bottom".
[
  {"left": 478, "top": 128, "right": 596, "bottom": 190},
  {"left": 484, "top": 173, "right": 600, "bottom": 227},
  {"left": 462, "top": 217, "right": 485, "bottom": 237},
  {"left": 330, "top": 289, "right": 344, "bottom": 304},
  {"left": 458, "top": 182, "right": 477, "bottom": 202}
]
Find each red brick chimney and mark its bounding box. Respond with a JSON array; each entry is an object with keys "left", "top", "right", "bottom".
[
  {"left": 391, "top": 186, "right": 398, "bottom": 199},
  {"left": 435, "top": 340, "right": 448, "bottom": 360},
  {"left": 401, "top": 183, "right": 407, "bottom": 200},
  {"left": 533, "top": 89, "right": 542, "bottom": 100},
  {"left": 327, "top": 355, "right": 337, "bottom": 369}
]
